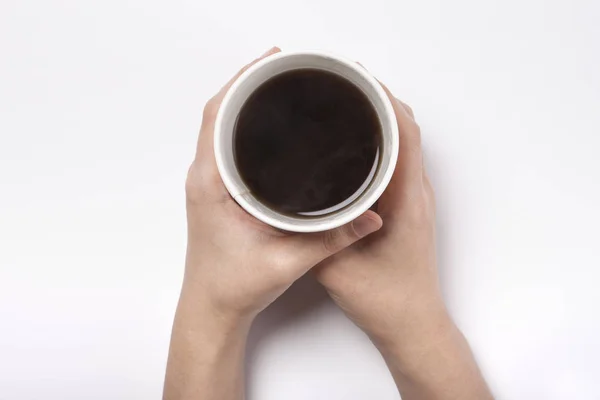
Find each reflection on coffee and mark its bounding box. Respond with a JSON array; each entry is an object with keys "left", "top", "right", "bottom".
[{"left": 234, "top": 69, "right": 381, "bottom": 217}]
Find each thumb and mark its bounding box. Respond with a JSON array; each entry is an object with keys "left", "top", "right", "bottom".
[{"left": 293, "top": 211, "right": 383, "bottom": 268}]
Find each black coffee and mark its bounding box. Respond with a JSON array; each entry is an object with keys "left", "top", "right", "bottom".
[{"left": 234, "top": 68, "right": 381, "bottom": 217}]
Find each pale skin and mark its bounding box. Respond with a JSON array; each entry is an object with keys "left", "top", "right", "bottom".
[{"left": 163, "top": 47, "right": 494, "bottom": 400}]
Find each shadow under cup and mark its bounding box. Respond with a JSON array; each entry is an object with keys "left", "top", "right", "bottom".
[{"left": 214, "top": 52, "right": 399, "bottom": 233}]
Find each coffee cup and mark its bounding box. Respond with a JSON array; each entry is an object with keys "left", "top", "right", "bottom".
[{"left": 214, "top": 51, "right": 398, "bottom": 233}]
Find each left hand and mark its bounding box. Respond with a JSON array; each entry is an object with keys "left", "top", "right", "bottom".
[{"left": 313, "top": 84, "right": 445, "bottom": 350}]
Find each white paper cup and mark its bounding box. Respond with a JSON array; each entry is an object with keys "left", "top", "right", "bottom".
[{"left": 214, "top": 51, "right": 399, "bottom": 233}]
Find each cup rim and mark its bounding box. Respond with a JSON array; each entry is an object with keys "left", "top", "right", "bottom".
[{"left": 214, "top": 51, "right": 399, "bottom": 232}]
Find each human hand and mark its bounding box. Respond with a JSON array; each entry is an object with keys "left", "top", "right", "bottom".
[
  {"left": 182, "top": 47, "right": 383, "bottom": 328},
  {"left": 314, "top": 84, "right": 445, "bottom": 347},
  {"left": 314, "top": 83, "right": 494, "bottom": 399}
]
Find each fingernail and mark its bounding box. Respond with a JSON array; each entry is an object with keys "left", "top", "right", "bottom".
[
  {"left": 261, "top": 46, "right": 280, "bottom": 57},
  {"left": 352, "top": 214, "right": 382, "bottom": 237}
]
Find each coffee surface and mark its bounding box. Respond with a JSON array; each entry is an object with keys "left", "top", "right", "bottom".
[{"left": 234, "top": 68, "right": 381, "bottom": 217}]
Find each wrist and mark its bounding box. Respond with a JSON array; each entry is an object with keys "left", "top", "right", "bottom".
[
  {"left": 372, "top": 305, "right": 493, "bottom": 399},
  {"left": 369, "top": 296, "right": 453, "bottom": 356},
  {"left": 372, "top": 301, "right": 457, "bottom": 373},
  {"left": 176, "top": 281, "right": 254, "bottom": 343},
  {"left": 164, "top": 284, "right": 251, "bottom": 400},
  {"left": 180, "top": 254, "right": 260, "bottom": 326}
]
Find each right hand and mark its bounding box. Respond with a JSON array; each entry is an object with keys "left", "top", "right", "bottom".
[{"left": 314, "top": 85, "right": 448, "bottom": 347}]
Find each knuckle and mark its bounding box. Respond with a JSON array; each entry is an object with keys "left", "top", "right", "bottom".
[
  {"left": 185, "top": 163, "right": 197, "bottom": 185},
  {"left": 401, "top": 121, "right": 422, "bottom": 151},
  {"left": 407, "top": 198, "right": 433, "bottom": 227},
  {"left": 185, "top": 163, "right": 211, "bottom": 203},
  {"left": 411, "top": 123, "right": 422, "bottom": 146},
  {"left": 409, "top": 130, "right": 422, "bottom": 156},
  {"left": 322, "top": 229, "right": 342, "bottom": 255},
  {"left": 403, "top": 102, "right": 415, "bottom": 118},
  {"left": 322, "top": 225, "right": 357, "bottom": 255},
  {"left": 185, "top": 165, "right": 202, "bottom": 200},
  {"left": 345, "top": 222, "right": 362, "bottom": 242},
  {"left": 202, "top": 97, "right": 220, "bottom": 120}
]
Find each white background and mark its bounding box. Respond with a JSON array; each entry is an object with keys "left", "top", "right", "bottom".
[{"left": 1, "top": 0, "right": 599, "bottom": 399}]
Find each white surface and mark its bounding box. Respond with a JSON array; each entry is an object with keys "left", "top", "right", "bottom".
[
  {"left": 215, "top": 51, "right": 398, "bottom": 232},
  {"left": 1, "top": 0, "right": 599, "bottom": 399}
]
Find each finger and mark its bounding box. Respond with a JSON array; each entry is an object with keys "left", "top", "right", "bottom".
[
  {"left": 357, "top": 62, "right": 413, "bottom": 120},
  {"left": 379, "top": 82, "right": 422, "bottom": 171},
  {"left": 196, "top": 46, "right": 281, "bottom": 159},
  {"left": 286, "top": 211, "right": 383, "bottom": 271},
  {"left": 214, "top": 46, "right": 281, "bottom": 110},
  {"left": 378, "top": 82, "right": 424, "bottom": 195}
]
